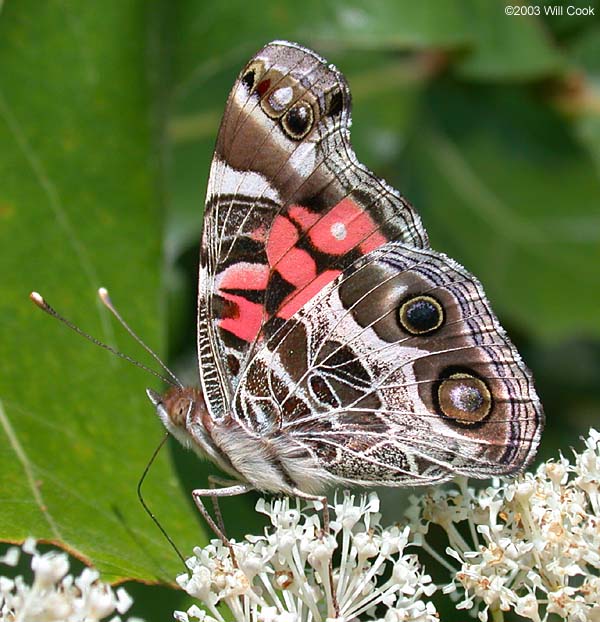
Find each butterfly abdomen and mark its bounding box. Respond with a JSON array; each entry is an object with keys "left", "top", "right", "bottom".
[{"left": 208, "top": 417, "right": 336, "bottom": 494}]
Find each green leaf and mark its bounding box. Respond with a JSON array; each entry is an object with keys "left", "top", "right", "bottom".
[
  {"left": 455, "top": 2, "right": 565, "bottom": 80},
  {"left": 0, "top": 2, "right": 203, "bottom": 583},
  {"left": 402, "top": 83, "right": 600, "bottom": 341}
]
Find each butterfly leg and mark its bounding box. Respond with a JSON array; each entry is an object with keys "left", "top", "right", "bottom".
[
  {"left": 192, "top": 483, "right": 253, "bottom": 567},
  {"left": 207, "top": 475, "right": 240, "bottom": 539},
  {"left": 292, "top": 488, "right": 338, "bottom": 617}
]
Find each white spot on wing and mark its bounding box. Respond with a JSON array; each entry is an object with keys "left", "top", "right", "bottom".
[
  {"left": 331, "top": 222, "right": 347, "bottom": 240},
  {"left": 208, "top": 158, "right": 281, "bottom": 203},
  {"left": 269, "top": 86, "right": 293, "bottom": 111}
]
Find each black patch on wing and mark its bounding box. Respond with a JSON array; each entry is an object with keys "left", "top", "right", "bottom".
[
  {"left": 302, "top": 192, "right": 329, "bottom": 212},
  {"left": 326, "top": 89, "right": 344, "bottom": 117},
  {"left": 315, "top": 341, "right": 373, "bottom": 388},
  {"left": 265, "top": 271, "right": 296, "bottom": 315},
  {"left": 220, "top": 286, "right": 267, "bottom": 305},
  {"left": 218, "top": 238, "right": 267, "bottom": 269},
  {"left": 218, "top": 325, "right": 248, "bottom": 350},
  {"left": 263, "top": 315, "right": 287, "bottom": 341}
]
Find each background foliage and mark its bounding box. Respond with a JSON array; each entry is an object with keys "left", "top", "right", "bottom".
[{"left": 1, "top": 1, "right": 598, "bottom": 619}]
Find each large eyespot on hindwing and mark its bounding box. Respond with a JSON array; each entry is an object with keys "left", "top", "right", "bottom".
[
  {"left": 435, "top": 370, "right": 492, "bottom": 426},
  {"left": 281, "top": 101, "right": 314, "bottom": 140},
  {"left": 398, "top": 295, "right": 444, "bottom": 335}
]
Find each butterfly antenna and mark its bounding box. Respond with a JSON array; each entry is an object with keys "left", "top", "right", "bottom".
[
  {"left": 30, "top": 291, "right": 177, "bottom": 387},
  {"left": 98, "top": 288, "right": 183, "bottom": 389},
  {"left": 138, "top": 431, "right": 188, "bottom": 572}
]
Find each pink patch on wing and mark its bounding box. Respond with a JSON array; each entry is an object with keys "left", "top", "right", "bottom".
[
  {"left": 266, "top": 215, "right": 299, "bottom": 266},
  {"left": 359, "top": 230, "right": 388, "bottom": 254},
  {"left": 215, "top": 198, "right": 389, "bottom": 342},
  {"left": 276, "top": 247, "right": 316, "bottom": 287},
  {"left": 305, "top": 198, "right": 384, "bottom": 255},
  {"left": 288, "top": 205, "right": 319, "bottom": 230},
  {"left": 277, "top": 269, "right": 342, "bottom": 320},
  {"left": 216, "top": 263, "right": 270, "bottom": 343},
  {"left": 218, "top": 262, "right": 270, "bottom": 291},
  {"left": 218, "top": 293, "right": 265, "bottom": 343}
]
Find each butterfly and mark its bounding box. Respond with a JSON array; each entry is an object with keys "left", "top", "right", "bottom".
[{"left": 148, "top": 40, "right": 544, "bottom": 516}]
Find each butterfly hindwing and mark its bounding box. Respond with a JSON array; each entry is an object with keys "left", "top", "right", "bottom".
[
  {"left": 198, "top": 41, "right": 428, "bottom": 419},
  {"left": 232, "top": 242, "right": 543, "bottom": 488}
]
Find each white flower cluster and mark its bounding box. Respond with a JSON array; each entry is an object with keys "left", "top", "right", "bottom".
[
  {"left": 0, "top": 538, "right": 140, "bottom": 622},
  {"left": 407, "top": 428, "right": 600, "bottom": 622},
  {"left": 175, "top": 492, "right": 437, "bottom": 622}
]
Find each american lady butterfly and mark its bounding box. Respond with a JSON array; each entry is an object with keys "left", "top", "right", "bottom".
[{"left": 144, "top": 41, "right": 544, "bottom": 521}]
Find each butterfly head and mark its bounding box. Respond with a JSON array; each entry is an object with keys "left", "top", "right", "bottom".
[{"left": 146, "top": 386, "right": 207, "bottom": 437}]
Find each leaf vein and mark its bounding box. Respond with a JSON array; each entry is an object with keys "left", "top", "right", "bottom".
[{"left": 0, "top": 399, "right": 63, "bottom": 541}]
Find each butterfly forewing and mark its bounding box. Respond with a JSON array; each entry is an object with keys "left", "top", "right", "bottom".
[{"left": 198, "top": 41, "right": 428, "bottom": 420}]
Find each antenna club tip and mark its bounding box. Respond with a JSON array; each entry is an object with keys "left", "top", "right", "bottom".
[
  {"left": 30, "top": 291, "right": 46, "bottom": 308},
  {"left": 98, "top": 287, "right": 111, "bottom": 302}
]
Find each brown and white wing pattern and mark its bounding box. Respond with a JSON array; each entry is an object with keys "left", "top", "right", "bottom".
[
  {"left": 232, "top": 242, "right": 543, "bottom": 489},
  {"left": 197, "top": 41, "right": 428, "bottom": 421}
]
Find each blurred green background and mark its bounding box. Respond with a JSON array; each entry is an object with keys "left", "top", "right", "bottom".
[{"left": 1, "top": 0, "right": 599, "bottom": 619}]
